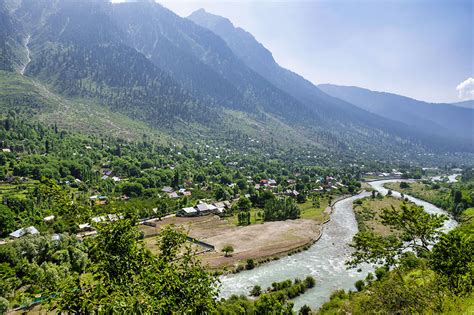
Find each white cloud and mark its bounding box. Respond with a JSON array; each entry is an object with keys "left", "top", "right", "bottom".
[{"left": 456, "top": 77, "right": 474, "bottom": 100}]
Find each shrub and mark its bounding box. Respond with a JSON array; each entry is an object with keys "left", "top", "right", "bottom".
[
  {"left": 355, "top": 279, "right": 365, "bottom": 291},
  {"left": 245, "top": 259, "right": 255, "bottom": 270},
  {"left": 250, "top": 285, "right": 262, "bottom": 297},
  {"left": 304, "top": 275, "right": 316, "bottom": 288}
]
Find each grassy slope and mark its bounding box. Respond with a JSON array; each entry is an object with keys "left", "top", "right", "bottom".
[
  {"left": 0, "top": 70, "right": 172, "bottom": 143},
  {"left": 0, "top": 70, "right": 323, "bottom": 152}
]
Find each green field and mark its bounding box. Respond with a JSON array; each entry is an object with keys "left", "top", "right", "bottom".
[
  {"left": 299, "top": 197, "right": 329, "bottom": 222},
  {"left": 353, "top": 195, "right": 409, "bottom": 236}
]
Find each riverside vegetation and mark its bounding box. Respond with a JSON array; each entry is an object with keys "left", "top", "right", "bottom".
[{"left": 1, "top": 0, "right": 473, "bottom": 313}]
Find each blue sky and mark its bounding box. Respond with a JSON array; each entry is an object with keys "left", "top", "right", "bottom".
[{"left": 115, "top": 0, "right": 473, "bottom": 103}]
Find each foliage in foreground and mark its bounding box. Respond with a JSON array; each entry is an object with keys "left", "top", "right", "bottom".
[
  {"left": 320, "top": 195, "right": 474, "bottom": 314},
  {"left": 216, "top": 276, "right": 315, "bottom": 314},
  {"left": 1, "top": 219, "right": 218, "bottom": 313}
]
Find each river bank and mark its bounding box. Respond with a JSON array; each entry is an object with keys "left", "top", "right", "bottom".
[{"left": 219, "top": 179, "right": 457, "bottom": 310}]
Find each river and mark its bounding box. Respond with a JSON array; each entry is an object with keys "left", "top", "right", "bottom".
[{"left": 219, "top": 179, "right": 457, "bottom": 310}]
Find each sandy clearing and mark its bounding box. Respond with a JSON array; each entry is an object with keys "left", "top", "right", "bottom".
[{"left": 141, "top": 215, "right": 322, "bottom": 269}]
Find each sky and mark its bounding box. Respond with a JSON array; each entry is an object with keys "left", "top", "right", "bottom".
[{"left": 113, "top": 0, "right": 473, "bottom": 103}]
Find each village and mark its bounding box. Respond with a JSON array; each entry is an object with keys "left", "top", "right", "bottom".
[{"left": 1, "top": 172, "right": 351, "bottom": 270}]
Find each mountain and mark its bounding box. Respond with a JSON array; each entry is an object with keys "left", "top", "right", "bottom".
[
  {"left": 187, "top": 8, "right": 472, "bottom": 152},
  {"left": 0, "top": 0, "right": 472, "bottom": 164},
  {"left": 451, "top": 100, "right": 474, "bottom": 109},
  {"left": 318, "top": 84, "right": 473, "bottom": 142}
]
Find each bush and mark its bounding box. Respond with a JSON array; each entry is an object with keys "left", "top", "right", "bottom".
[
  {"left": 355, "top": 279, "right": 365, "bottom": 291},
  {"left": 400, "top": 182, "right": 410, "bottom": 189},
  {"left": 375, "top": 266, "right": 389, "bottom": 280},
  {"left": 304, "top": 275, "right": 316, "bottom": 288},
  {"left": 0, "top": 297, "right": 8, "bottom": 314},
  {"left": 250, "top": 285, "right": 262, "bottom": 297},
  {"left": 245, "top": 259, "right": 255, "bottom": 270},
  {"left": 299, "top": 304, "right": 312, "bottom": 315}
]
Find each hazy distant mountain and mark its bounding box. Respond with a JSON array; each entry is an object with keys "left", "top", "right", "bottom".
[
  {"left": 318, "top": 84, "right": 473, "bottom": 141},
  {"left": 451, "top": 100, "right": 474, "bottom": 109}
]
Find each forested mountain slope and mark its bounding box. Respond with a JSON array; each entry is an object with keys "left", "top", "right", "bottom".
[
  {"left": 0, "top": 0, "right": 472, "bottom": 164},
  {"left": 187, "top": 8, "right": 473, "bottom": 152}
]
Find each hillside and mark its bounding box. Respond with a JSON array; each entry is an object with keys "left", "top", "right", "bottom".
[
  {"left": 0, "top": 0, "right": 472, "bottom": 164},
  {"left": 187, "top": 8, "right": 473, "bottom": 154},
  {"left": 318, "top": 84, "right": 474, "bottom": 142}
]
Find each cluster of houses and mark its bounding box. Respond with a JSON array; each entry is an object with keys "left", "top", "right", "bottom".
[
  {"left": 162, "top": 186, "right": 191, "bottom": 199},
  {"left": 254, "top": 179, "right": 277, "bottom": 190},
  {"left": 78, "top": 213, "right": 124, "bottom": 231},
  {"left": 7, "top": 226, "right": 62, "bottom": 242},
  {"left": 364, "top": 170, "right": 403, "bottom": 178},
  {"left": 177, "top": 201, "right": 231, "bottom": 217},
  {"left": 101, "top": 170, "right": 121, "bottom": 182}
]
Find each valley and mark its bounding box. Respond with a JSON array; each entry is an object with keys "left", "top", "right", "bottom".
[{"left": 0, "top": 0, "right": 472, "bottom": 313}]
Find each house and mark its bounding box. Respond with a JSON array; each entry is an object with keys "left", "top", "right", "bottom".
[
  {"left": 183, "top": 191, "right": 192, "bottom": 197},
  {"left": 196, "top": 203, "right": 212, "bottom": 215},
  {"left": 287, "top": 179, "right": 296, "bottom": 185},
  {"left": 108, "top": 214, "right": 119, "bottom": 222},
  {"left": 91, "top": 216, "right": 106, "bottom": 223},
  {"left": 101, "top": 175, "right": 109, "bottom": 180},
  {"left": 177, "top": 207, "right": 198, "bottom": 217},
  {"left": 51, "top": 234, "right": 60, "bottom": 241},
  {"left": 207, "top": 204, "right": 218, "bottom": 213},
  {"left": 268, "top": 179, "right": 277, "bottom": 186},
  {"left": 286, "top": 190, "right": 299, "bottom": 197},
  {"left": 2, "top": 148, "right": 11, "bottom": 153},
  {"left": 162, "top": 186, "right": 174, "bottom": 193},
  {"left": 78, "top": 223, "right": 92, "bottom": 231},
  {"left": 214, "top": 201, "right": 225, "bottom": 209},
  {"left": 112, "top": 176, "right": 121, "bottom": 182},
  {"left": 260, "top": 179, "right": 269, "bottom": 187},
  {"left": 168, "top": 192, "right": 179, "bottom": 198},
  {"left": 98, "top": 196, "right": 108, "bottom": 205},
  {"left": 9, "top": 226, "right": 39, "bottom": 238},
  {"left": 43, "top": 215, "right": 55, "bottom": 222}
]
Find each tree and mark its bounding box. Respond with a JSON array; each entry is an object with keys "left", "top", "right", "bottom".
[
  {"left": 0, "top": 205, "right": 16, "bottom": 237},
  {"left": 431, "top": 229, "right": 473, "bottom": 295},
  {"left": 0, "top": 297, "right": 8, "bottom": 314},
  {"left": 348, "top": 203, "right": 447, "bottom": 268},
  {"left": 254, "top": 294, "right": 293, "bottom": 315},
  {"left": 400, "top": 182, "right": 410, "bottom": 189},
  {"left": 237, "top": 211, "right": 251, "bottom": 226},
  {"left": 222, "top": 245, "right": 234, "bottom": 257},
  {"left": 55, "top": 219, "right": 218, "bottom": 313},
  {"left": 236, "top": 197, "right": 252, "bottom": 211}
]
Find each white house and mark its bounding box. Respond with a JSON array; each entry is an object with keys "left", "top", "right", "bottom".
[
  {"left": 43, "top": 215, "right": 55, "bottom": 222},
  {"left": 177, "top": 207, "right": 198, "bottom": 217},
  {"left": 9, "top": 226, "right": 39, "bottom": 238}
]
